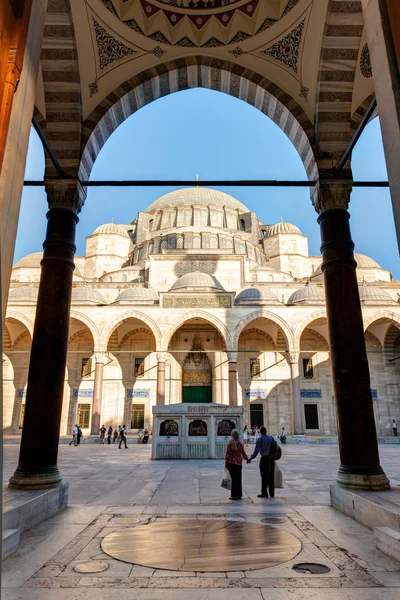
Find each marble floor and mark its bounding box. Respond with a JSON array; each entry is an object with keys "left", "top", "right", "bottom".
[{"left": 2, "top": 443, "right": 400, "bottom": 600}]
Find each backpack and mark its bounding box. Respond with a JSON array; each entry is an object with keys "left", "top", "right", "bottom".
[{"left": 270, "top": 439, "right": 282, "bottom": 461}]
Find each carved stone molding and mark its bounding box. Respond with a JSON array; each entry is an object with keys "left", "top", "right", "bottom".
[
  {"left": 227, "top": 351, "right": 238, "bottom": 363},
  {"left": 157, "top": 351, "right": 167, "bottom": 363},
  {"left": 311, "top": 181, "right": 352, "bottom": 214},
  {"left": 287, "top": 352, "right": 299, "bottom": 364},
  {"left": 94, "top": 353, "right": 107, "bottom": 364},
  {"left": 46, "top": 180, "right": 87, "bottom": 213}
]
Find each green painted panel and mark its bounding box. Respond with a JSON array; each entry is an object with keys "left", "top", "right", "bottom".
[{"left": 182, "top": 386, "right": 212, "bottom": 403}]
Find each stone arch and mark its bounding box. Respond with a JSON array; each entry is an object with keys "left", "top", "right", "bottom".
[
  {"left": 5, "top": 311, "right": 34, "bottom": 337},
  {"left": 100, "top": 310, "right": 162, "bottom": 350},
  {"left": 80, "top": 59, "right": 318, "bottom": 185},
  {"left": 69, "top": 310, "right": 101, "bottom": 350},
  {"left": 161, "top": 311, "right": 232, "bottom": 352},
  {"left": 119, "top": 328, "right": 154, "bottom": 349},
  {"left": 12, "top": 330, "right": 31, "bottom": 349},
  {"left": 232, "top": 310, "right": 294, "bottom": 352},
  {"left": 294, "top": 311, "right": 328, "bottom": 350},
  {"left": 363, "top": 311, "right": 400, "bottom": 332}
]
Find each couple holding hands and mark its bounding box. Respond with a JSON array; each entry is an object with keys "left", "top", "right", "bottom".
[{"left": 224, "top": 426, "right": 276, "bottom": 500}]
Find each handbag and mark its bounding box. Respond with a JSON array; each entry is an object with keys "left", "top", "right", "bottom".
[
  {"left": 221, "top": 467, "right": 232, "bottom": 491},
  {"left": 274, "top": 463, "right": 283, "bottom": 488}
]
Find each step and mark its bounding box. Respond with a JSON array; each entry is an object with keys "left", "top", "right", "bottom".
[
  {"left": 2, "top": 529, "right": 20, "bottom": 560},
  {"left": 330, "top": 484, "right": 400, "bottom": 530},
  {"left": 374, "top": 526, "right": 400, "bottom": 563}
]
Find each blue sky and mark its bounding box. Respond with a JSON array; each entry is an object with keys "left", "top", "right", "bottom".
[{"left": 17, "top": 88, "right": 399, "bottom": 277}]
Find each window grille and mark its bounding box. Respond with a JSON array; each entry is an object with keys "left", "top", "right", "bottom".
[
  {"left": 19, "top": 404, "right": 25, "bottom": 429},
  {"left": 81, "top": 358, "right": 92, "bottom": 378},
  {"left": 303, "top": 358, "right": 314, "bottom": 379},
  {"left": 131, "top": 404, "right": 145, "bottom": 429},
  {"left": 250, "top": 358, "right": 260, "bottom": 379},
  {"left": 135, "top": 357, "right": 145, "bottom": 377},
  {"left": 77, "top": 404, "right": 91, "bottom": 429}
]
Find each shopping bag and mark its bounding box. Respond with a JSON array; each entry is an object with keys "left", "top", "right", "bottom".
[
  {"left": 274, "top": 463, "right": 283, "bottom": 489},
  {"left": 221, "top": 467, "right": 232, "bottom": 491}
]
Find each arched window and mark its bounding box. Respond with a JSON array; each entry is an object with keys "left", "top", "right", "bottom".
[
  {"left": 240, "top": 219, "right": 246, "bottom": 231},
  {"left": 149, "top": 219, "right": 154, "bottom": 231},
  {"left": 189, "top": 420, "right": 207, "bottom": 436},
  {"left": 160, "top": 420, "right": 179, "bottom": 436}
]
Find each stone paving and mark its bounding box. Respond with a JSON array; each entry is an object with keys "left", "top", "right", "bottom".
[{"left": 2, "top": 444, "right": 400, "bottom": 599}]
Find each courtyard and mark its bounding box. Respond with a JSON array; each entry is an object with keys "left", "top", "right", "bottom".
[{"left": 2, "top": 443, "right": 400, "bottom": 599}]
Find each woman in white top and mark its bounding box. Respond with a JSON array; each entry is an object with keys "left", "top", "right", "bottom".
[
  {"left": 254, "top": 426, "right": 260, "bottom": 443},
  {"left": 243, "top": 425, "right": 249, "bottom": 446}
]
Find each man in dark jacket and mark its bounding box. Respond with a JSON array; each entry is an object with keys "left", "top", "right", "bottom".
[{"left": 249, "top": 426, "right": 275, "bottom": 498}]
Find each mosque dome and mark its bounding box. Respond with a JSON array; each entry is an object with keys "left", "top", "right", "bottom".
[
  {"left": 8, "top": 285, "right": 39, "bottom": 303},
  {"left": 71, "top": 287, "right": 107, "bottom": 305},
  {"left": 235, "top": 286, "right": 281, "bottom": 305},
  {"left": 13, "top": 252, "right": 42, "bottom": 269},
  {"left": 93, "top": 222, "right": 130, "bottom": 238},
  {"left": 265, "top": 220, "right": 302, "bottom": 237},
  {"left": 359, "top": 285, "right": 394, "bottom": 303},
  {"left": 287, "top": 285, "right": 325, "bottom": 305},
  {"left": 170, "top": 271, "right": 225, "bottom": 292},
  {"left": 115, "top": 287, "right": 159, "bottom": 303},
  {"left": 145, "top": 187, "right": 249, "bottom": 213},
  {"left": 314, "top": 253, "right": 381, "bottom": 276}
]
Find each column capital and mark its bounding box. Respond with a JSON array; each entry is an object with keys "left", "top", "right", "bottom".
[
  {"left": 287, "top": 352, "right": 299, "bottom": 364},
  {"left": 45, "top": 179, "right": 86, "bottom": 213},
  {"left": 227, "top": 351, "right": 238, "bottom": 363},
  {"left": 311, "top": 180, "right": 352, "bottom": 214},
  {"left": 157, "top": 351, "right": 167, "bottom": 363},
  {"left": 94, "top": 353, "right": 107, "bottom": 364}
]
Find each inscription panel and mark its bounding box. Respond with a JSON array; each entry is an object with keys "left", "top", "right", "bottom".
[{"left": 163, "top": 295, "right": 232, "bottom": 308}]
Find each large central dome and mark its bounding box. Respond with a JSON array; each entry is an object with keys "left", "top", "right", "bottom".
[{"left": 145, "top": 188, "right": 249, "bottom": 214}]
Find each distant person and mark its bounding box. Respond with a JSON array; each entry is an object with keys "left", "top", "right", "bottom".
[
  {"left": 99, "top": 425, "right": 106, "bottom": 444},
  {"left": 69, "top": 424, "right": 78, "bottom": 446},
  {"left": 243, "top": 425, "right": 249, "bottom": 447},
  {"left": 249, "top": 426, "right": 275, "bottom": 498},
  {"left": 119, "top": 424, "right": 128, "bottom": 449},
  {"left": 254, "top": 426, "right": 260, "bottom": 444},
  {"left": 393, "top": 419, "right": 398, "bottom": 437},
  {"left": 224, "top": 429, "right": 249, "bottom": 500},
  {"left": 113, "top": 429, "right": 119, "bottom": 443},
  {"left": 279, "top": 427, "right": 287, "bottom": 444},
  {"left": 142, "top": 428, "right": 149, "bottom": 444},
  {"left": 138, "top": 427, "right": 144, "bottom": 444},
  {"left": 77, "top": 425, "right": 83, "bottom": 445},
  {"left": 107, "top": 426, "right": 113, "bottom": 445}
]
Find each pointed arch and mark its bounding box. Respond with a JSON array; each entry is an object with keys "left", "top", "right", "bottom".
[
  {"left": 232, "top": 310, "right": 294, "bottom": 352},
  {"left": 294, "top": 310, "right": 328, "bottom": 350},
  {"left": 363, "top": 310, "right": 400, "bottom": 332},
  {"left": 69, "top": 310, "right": 100, "bottom": 350},
  {"left": 5, "top": 311, "right": 34, "bottom": 337},
  {"left": 161, "top": 310, "right": 232, "bottom": 352},
  {"left": 99, "top": 310, "right": 162, "bottom": 350}
]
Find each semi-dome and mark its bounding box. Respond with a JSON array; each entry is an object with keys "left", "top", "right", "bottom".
[
  {"left": 235, "top": 286, "right": 281, "bottom": 304},
  {"left": 265, "top": 220, "right": 302, "bottom": 237},
  {"left": 170, "top": 271, "right": 225, "bottom": 292},
  {"left": 359, "top": 285, "right": 394, "bottom": 303},
  {"left": 287, "top": 285, "right": 325, "bottom": 304},
  {"left": 145, "top": 187, "right": 249, "bottom": 213},
  {"left": 115, "top": 287, "right": 159, "bottom": 303},
  {"left": 93, "top": 222, "right": 130, "bottom": 238},
  {"left": 71, "top": 287, "right": 107, "bottom": 305},
  {"left": 8, "top": 285, "right": 39, "bottom": 303},
  {"left": 13, "top": 252, "right": 42, "bottom": 269}
]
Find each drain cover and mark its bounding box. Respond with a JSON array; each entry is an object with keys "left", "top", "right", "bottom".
[
  {"left": 261, "top": 517, "right": 286, "bottom": 524},
  {"left": 293, "top": 562, "right": 330, "bottom": 574},
  {"left": 74, "top": 561, "right": 109, "bottom": 574}
]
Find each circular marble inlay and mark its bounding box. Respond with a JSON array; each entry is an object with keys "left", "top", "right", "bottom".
[
  {"left": 293, "top": 563, "right": 330, "bottom": 574},
  {"left": 74, "top": 561, "right": 109, "bottom": 574},
  {"left": 101, "top": 519, "right": 301, "bottom": 572},
  {"left": 261, "top": 517, "right": 287, "bottom": 524}
]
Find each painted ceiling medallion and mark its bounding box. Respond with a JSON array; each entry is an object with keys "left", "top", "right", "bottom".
[
  {"left": 260, "top": 19, "right": 305, "bottom": 73},
  {"left": 93, "top": 18, "right": 137, "bottom": 69}
]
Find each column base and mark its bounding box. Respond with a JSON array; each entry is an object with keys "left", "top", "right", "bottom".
[
  {"left": 337, "top": 468, "right": 390, "bottom": 491},
  {"left": 9, "top": 468, "right": 63, "bottom": 490}
]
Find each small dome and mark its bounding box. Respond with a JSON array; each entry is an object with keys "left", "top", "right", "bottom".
[
  {"left": 288, "top": 286, "right": 325, "bottom": 304},
  {"left": 265, "top": 220, "right": 302, "bottom": 237},
  {"left": 314, "top": 253, "right": 381, "bottom": 275},
  {"left": 93, "top": 223, "right": 130, "bottom": 238},
  {"left": 13, "top": 252, "right": 42, "bottom": 269},
  {"left": 115, "top": 287, "right": 159, "bottom": 303},
  {"left": 235, "top": 286, "right": 281, "bottom": 304},
  {"left": 8, "top": 285, "right": 38, "bottom": 303},
  {"left": 145, "top": 187, "right": 248, "bottom": 213},
  {"left": 71, "top": 287, "right": 107, "bottom": 305},
  {"left": 359, "top": 285, "right": 393, "bottom": 303},
  {"left": 170, "top": 271, "right": 225, "bottom": 291}
]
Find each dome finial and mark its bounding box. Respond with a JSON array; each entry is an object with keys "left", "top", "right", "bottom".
[
  {"left": 195, "top": 174, "right": 199, "bottom": 189},
  {"left": 111, "top": 217, "right": 114, "bottom": 224},
  {"left": 280, "top": 216, "right": 284, "bottom": 223}
]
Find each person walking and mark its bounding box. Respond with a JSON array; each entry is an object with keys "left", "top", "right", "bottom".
[
  {"left": 113, "top": 429, "right": 119, "bottom": 443},
  {"left": 77, "top": 425, "right": 83, "bottom": 445},
  {"left": 107, "top": 426, "right": 113, "bottom": 444},
  {"left": 224, "top": 429, "right": 249, "bottom": 500},
  {"left": 138, "top": 427, "right": 144, "bottom": 444},
  {"left": 119, "top": 424, "right": 128, "bottom": 449},
  {"left": 254, "top": 426, "right": 260, "bottom": 444},
  {"left": 243, "top": 425, "right": 249, "bottom": 447},
  {"left": 393, "top": 419, "right": 398, "bottom": 436},
  {"left": 69, "top": 424, "right": 78, "bottom": 446},
  {"left": 99, "top": 425, "right": 106, "bottom": 444},
  {"left": 249, "top": 426, "right": 275, "bottom": 498}
]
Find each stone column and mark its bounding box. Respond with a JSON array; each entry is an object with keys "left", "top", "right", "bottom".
[
  {"left": 288, "top": 353, "right": 303, "bottom": 435},
  {"left": 9, "top": 183, "right": 85, "bottom": 490},
  {"left": 228, "top": 352, "right": 238, "bottom": 407},
  {"left": 156, "top": 352, "right": 166, "bottom": 406},
  {"left": 313, "top": 181, "right": 390, "bottom": 490},
  {"left": 361, "top": 0, "right": 400, "bottom": 250},
  {"left": 90, "top": 354, "right": 106, "bottom": 435}
]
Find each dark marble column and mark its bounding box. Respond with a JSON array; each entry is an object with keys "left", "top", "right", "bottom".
[
  {"left": 156, "top": 352, "right": 166, "bottom": 406},
  {"left": 9, "top": 185, "right": 84, "bottom": 489},
  {"left": 90, "top": 355, "right": 105, "bottom": 435},
  {"left": 228, "top": 352, "right": 238, "bottom": 407},
  {"left": 314, "top": 182, "right": 390, "bottom": 491}
]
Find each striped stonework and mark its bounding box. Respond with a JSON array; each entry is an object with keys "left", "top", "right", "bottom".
[
  {"left": 41, "top": 0, "right": 82, "bottom": 179},
  {"left": 80, "top": 57, "right": 318, "bottom": 183}
]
